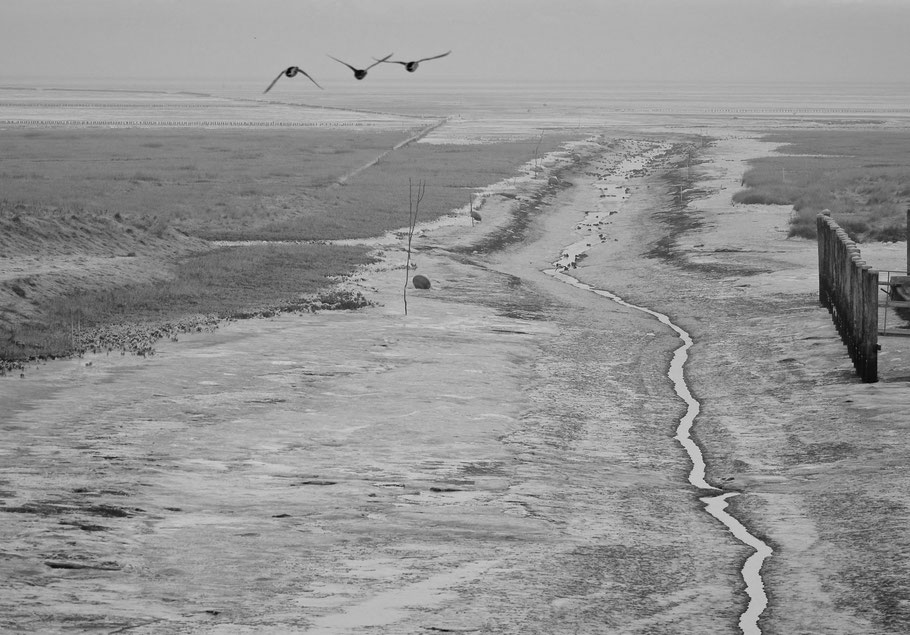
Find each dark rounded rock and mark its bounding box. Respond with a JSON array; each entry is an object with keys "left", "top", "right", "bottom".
[{"left": 412, "top": 274, "right": 431, "bottom": 289}]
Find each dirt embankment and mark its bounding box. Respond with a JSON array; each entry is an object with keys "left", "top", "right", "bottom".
[{"left": 0, "top": 204, "right": 208, "bottom": 341}]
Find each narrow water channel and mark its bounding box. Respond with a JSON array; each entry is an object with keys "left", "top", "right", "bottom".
[
  {"left": 543, "top": 144, "right": 773, "bottom": 634},
  {"left": 546, "top": 269, "right": 772, "bottom": 635}
]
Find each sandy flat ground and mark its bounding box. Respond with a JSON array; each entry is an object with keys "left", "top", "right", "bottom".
[{"left": 3, "top": 122, "right": 910, "bottom": 634}]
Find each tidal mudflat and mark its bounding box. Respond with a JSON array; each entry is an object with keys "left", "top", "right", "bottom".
[{"left": 3, "top": 85, "right": 910, "bottom": 633}]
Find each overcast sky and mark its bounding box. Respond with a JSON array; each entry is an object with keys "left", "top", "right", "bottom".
[{"left": 3, "top": 0, "right": 910, "bottom": 86}]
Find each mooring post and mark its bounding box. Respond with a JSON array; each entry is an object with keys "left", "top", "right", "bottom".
[
  {"left": 864, "top": 266, "right": 879, "bottom": 382},
  {"left": 815, "top": 215, "right": 832, "bottom": 307}
]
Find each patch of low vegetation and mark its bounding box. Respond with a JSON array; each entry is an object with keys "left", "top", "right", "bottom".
[
  {"left": 0, "top": 126, "right": 581, "bottom": 368},
  {"left": 0, "top": 243, "right": 377, "bottom": 367},
  {"left": 1, "top": 127, "right": 574, "bottom": 242},
  {"left": 733, "top": 130, "right": 910, "bottom": 241},
  {"left": 0, "top": 199, "right": 205, "bottom": 258}
]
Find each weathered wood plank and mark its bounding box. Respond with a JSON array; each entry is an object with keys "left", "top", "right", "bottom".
[{"left": 817, "top": 214, "right": 879, "bottom": 382}]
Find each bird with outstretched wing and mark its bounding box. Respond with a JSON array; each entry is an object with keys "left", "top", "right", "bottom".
[
  {"left": 264, "top": 66, "right": 323, "bottom": 93},
  {"left": 380, "top": 50, "right": 451, "bottom": 72},
  {"left": 328, "top": 53, "right": 393, "bottom": 80}
]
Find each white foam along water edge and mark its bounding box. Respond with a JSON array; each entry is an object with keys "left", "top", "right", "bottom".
[{"left": 544, "top": 143, "right": 772, "bottom": 634}]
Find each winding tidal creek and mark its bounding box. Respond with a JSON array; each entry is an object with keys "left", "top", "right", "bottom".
[{"left": 545, "top": 146, "right": 774, "bottom": 634}]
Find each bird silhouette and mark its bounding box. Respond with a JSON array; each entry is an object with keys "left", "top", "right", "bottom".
[
  {"left": 381, "top": 51, "right": 451, "bottom": 73},
  {"left": 328, "top": 53, "right": 393, "bottom": 80},
  {"left": 264, "top": 66, "right": 322, "bottom": 93}
]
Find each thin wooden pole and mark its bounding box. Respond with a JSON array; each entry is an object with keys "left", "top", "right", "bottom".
[
  {"left": 863, "top": 267, "right": 879, "bottom": 382},
  {"left": 817, "top": 214, "right": 829, "bottom": 306},
  {"left": 403, "top": 179, "right": 425, "bottom": 315}
]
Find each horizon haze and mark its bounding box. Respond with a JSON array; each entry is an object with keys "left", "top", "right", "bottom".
[{"left": 3, "top": 0, "right": 910, "bottom": 89}]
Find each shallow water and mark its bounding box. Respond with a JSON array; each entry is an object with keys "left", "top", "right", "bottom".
[
  {"left": 3, "top": 79, "right": 910, "bottom": 136},
  {"left": 546, "top": 145, "right": 774, "bottom": 634}
]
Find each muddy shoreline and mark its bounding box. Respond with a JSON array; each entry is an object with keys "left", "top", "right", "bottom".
[{"left": 3, "top": 131, "right": 910, "bottom": 633}]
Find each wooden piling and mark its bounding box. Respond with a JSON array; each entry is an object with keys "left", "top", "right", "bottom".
[
  {"left": 862, "top": 266, "right": 879, "bottom": 382},
  {"left": 816, "top": 213, "right": 878, "bottom": 382}
]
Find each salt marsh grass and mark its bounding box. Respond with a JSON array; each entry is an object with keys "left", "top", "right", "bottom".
[
  {"left": 0, "top": 126, "right": 575, "bottom": 364},
  {"left": 1, "top": 241, "right": 375, "bottom": 362},
  {"left": 53, "top": 243, "right": 375, "bottom": 321},
  {"left": 1, "top": 127, "right": 568, "bottom": 241},
  {"left": 734, "top": 130, "right": 910, "bottom": 241}
]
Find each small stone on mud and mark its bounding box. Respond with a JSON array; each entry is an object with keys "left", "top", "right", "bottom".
[{"left": 412, "top": 274, "right": 431, "bottom": 289}]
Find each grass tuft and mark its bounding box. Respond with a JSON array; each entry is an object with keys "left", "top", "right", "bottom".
[{"left": 734, "top": 130, "right": 910, "bottom": 242}]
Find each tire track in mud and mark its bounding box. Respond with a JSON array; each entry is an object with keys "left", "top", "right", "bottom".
[{"left": 545, "top": 141, "right": 773, "bottom": 635}]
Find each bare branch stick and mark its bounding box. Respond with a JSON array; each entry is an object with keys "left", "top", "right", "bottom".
[{"left": 403, "top": 179, "right": 426, "bottom": 315}]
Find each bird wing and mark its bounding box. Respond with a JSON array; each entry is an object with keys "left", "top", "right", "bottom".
[
  {"left": 263, "top": 71, "right": 285, "bottom": 94},
  {"left": 327, "top": 55, "right": 357, "bottom": 71},
  {"left": 300, "top": 70, "right": 323, "bottom": 89},
  {"left": 417, "top": 50, "right": 452, "bottom": 63},
  {"left": 365, "top": 53, "right": 393, "bottom": 70}
]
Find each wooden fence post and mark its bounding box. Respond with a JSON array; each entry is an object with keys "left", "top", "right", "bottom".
[
  {"left": 863, "top": 266, "right": 879, "bottom": 382},
  {"left": 816, "top": 213, "right": 878, "bottom": 382},
  {"left": 817, "top": 215, "right": 828, "bottom": 306}
]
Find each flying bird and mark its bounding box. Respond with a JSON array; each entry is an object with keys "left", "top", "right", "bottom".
[
  {"left": 328, "top": 53, "right": 393, "bottom": 80},
  {"left": 264, "top": 66, "right": 322, "bottom": 93},
  {"left": 381, "top": 51, "right": 451, "bottom": 73}
]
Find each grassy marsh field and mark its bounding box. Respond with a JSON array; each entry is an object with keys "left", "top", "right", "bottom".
[
  {"left": 0, "top": 125, "right": 578, "bottom": 366},
  {"left": 734, "top": 129, "right": 910, "bottom": 241},
  {"left": 1, "top": 127, "right": 571, "bottom": 240}
]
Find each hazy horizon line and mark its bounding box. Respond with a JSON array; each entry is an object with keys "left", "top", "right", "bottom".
[{"left": 5, "top": 76, "right": 910, "bottom": 89}]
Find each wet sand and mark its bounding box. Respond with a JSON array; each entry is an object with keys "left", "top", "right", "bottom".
[{"left": 3, "top": 129, "right": 910, "bottom": 634}]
